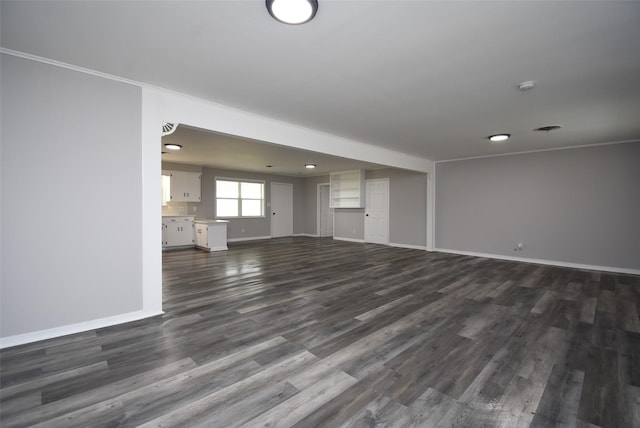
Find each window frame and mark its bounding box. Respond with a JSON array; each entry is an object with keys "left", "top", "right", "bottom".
[{"left": 215, "top": 177, "right": 266, "bottom": 219}]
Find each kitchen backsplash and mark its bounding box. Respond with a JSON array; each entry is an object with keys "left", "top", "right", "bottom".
[{"left": 162, "top": 203, "right": 198, "bottom": 216}]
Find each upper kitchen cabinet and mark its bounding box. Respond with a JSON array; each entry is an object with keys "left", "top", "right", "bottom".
[
  {"left": 164, "top": 170, "right": 201, "bottom": 202},
  {"left": 330, "top": 169, "right": 365, "bottom": 208}
]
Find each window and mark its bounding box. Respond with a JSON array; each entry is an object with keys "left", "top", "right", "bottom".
[
  {"left": 161, "top": 174, "right": 171, "bottom": 206},
  {"left": 216, "top": 178, "right": 265, "bottom": 218}
]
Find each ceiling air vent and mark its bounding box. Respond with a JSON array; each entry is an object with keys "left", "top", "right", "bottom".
[
  {"left": 162, "top": 122, "right": 179, "bottom": 137},
  {"left": 534, "top": 125, "right": 562, "bottom": 132}
]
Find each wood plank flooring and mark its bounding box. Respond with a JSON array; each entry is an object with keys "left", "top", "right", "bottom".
[{"left": 1, "top": 237, "right": 639, "bottom": 427}]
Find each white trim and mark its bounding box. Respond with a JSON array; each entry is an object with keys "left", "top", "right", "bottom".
[
  {"left": 1, "top": 48, "right": 145, "bottom": 88},
  {"left": 227, "top": 235, "right": 272, "bottom": 243},
  {"left": 435, "top": 139, "right": 640, "bottom": 164},
  {"left": 0, "top": 310, "right": 164, "bottom": 350},
  {"left": 435, "top": 248, "right": 640, "bottom": 276},
  {"left": 316, "top": 183, "right": 332, "bottom": 237},
  {"left": 390, "top": 243, "right": 427, "bottom": 251},
  {"left": 426, "top": 171, "right": 434, "bottom": 251},
  {"left": 333, "top": 236, "right": 365, "bottom": 243},
  {"left": 295, "top": 233, "right": 319, "bottom": 238}
]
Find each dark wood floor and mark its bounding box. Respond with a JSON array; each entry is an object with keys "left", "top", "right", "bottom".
[{"left": 1, "top": 237, "right": 639, "bottom": 427}]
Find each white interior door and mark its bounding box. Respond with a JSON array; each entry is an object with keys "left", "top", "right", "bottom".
[
  {"left": 318, "top": 184, "right": 334, "bottom": 237},
  {"left": 364, "top": 179, "right": 389, "bottom": 244},
  {"left": 271, "top": 182, "right": 293, "bottom": 238}
]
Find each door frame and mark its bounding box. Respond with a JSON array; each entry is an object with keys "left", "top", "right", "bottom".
[
  {"left": 316, "top": 183, "right": 333, "bottom": 237},
  {"left": 364, "top": 178, "right": 390, "bottom": 245}
]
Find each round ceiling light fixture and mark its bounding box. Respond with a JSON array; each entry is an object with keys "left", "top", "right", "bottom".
[
  {"left": 305, "top": 163, "right": 317, "bottom": 169},
  {"left": 164, "top": 143, "right": 183, "bottom": 150},
  {"left": 488, "top": 134, "right": 511, "bottom": 142},
  {"left": 266, "top": 0, "right": 318, "bottom": 25}
]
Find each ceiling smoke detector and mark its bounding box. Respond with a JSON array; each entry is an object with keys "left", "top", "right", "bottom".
[{"left": 162, "top": 122, "right": 179, "bottom": 137}]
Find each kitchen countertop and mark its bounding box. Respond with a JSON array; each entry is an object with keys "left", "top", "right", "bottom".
[{"left": 194, "top": 219, "right": 229, "bottom": 224}]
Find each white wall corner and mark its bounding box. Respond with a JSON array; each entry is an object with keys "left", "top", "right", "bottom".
[{"left": 0, "top": 310, "right": 164, "bottom": 350}]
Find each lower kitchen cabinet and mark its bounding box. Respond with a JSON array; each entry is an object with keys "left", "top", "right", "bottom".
[
  {"left": 162, "top": 216, "right": 195, "bottom": 247},
  {"left": 194, "top": 220, "right": 228, "bottom": 251}
]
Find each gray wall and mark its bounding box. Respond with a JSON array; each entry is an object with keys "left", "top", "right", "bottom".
[
  {"left": 1, "top": 55, "right": 144, "bottom": 338},
  {"left": 334, "top": 209, "right": 366, "bottom": 240},
  {"left": 435, "top": 142, "right": 640, "bottom": 270},
  {"left": 199, "top": 167, "right": 305, "bottom": 240}
]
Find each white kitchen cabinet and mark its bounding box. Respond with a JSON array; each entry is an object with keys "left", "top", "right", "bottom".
[
  {"left": 167, "top": 171, "right": 201, "bottom": 202},
  {"left": 330, "top": 169, "right": 365, "bottom": 208},
  {"left": 163, "top": 216, "right": 195, "bottom": 247},
  {"left": 194, "top": 220, "right": 228, "bottom": 251}
]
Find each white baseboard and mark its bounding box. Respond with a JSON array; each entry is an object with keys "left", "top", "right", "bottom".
[
  {"left": 390, "top": 243, "right": 427, "bottom": 251},
  {"left": 0, "top": 309, "right": 164, "bottom": 350},
  {"left": 434, "top": 248, "right": 640, "bottom": 276},
  {"left": 333, "top": 236, "right": 365, "bottom": 243},
  {"left": 294, "top": 233, "right": 319, "bottom": 238},
  {"left": 227, "top": 235, "right": 271, "bottom": 243}
]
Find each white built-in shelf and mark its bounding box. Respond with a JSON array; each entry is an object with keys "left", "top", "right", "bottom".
[{"left": 330, "top": 169, "right": 365, "bottom": 208}]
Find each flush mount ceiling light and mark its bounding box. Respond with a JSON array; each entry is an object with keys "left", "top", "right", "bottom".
[
  {"left": 266, "top": 0, "right": 318, "bottom": 25},
  {"left": 305, "top": 163, "right": 317, "bottom": 169},
  {"left": 488, "top": 134, "right": 511, "bottom": 142},
  {"left": 164, "top": 143, "right": 182, "bottom": 150}
]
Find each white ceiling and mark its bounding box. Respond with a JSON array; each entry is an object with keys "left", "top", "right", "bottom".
[{"left": 2, "top": 1, "right": 640, "bottom": 169}]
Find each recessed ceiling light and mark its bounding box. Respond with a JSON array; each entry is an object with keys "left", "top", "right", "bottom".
[
  {"left": 488, "top": 134, "right": 511, "bottom": 142},
  {"left": 266, "top": 0, "right": 318, "bottom": 25},
  {"left": 305, "top": 164, "right": 317, "bottom": 169},
  {"left": 534, "top": 125, "right": 562, "bottom": 132},
  {"left": 266, "top": 165, "right": 273, "bottom": 168},
  {"left": 164, "top": 143, "right": 182, "bottom": 150}
]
